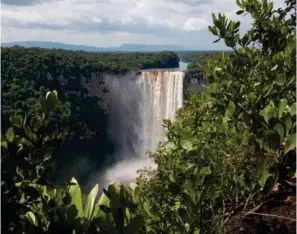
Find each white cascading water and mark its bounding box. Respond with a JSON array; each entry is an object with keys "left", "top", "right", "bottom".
[
  {"left": 142, "top": 71, "right": 184, "bottom": 153},
  {"left": 103, "top": 71, "right": 184, "bottom": 185}
]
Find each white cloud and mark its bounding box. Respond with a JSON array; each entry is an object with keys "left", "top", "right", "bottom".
[
  {"left": 183, "top": 17, "right": 209, "bottom": 31},
  {"left": 1, "top": 0, "right": 286, "bottom": 49},
  {"left": 92, "top": 17, "right": 103, "bottom": 24}
]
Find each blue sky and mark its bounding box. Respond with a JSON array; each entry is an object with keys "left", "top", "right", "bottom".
[{"left": 1, "top": 0, "right": 284, "bottom": 50}]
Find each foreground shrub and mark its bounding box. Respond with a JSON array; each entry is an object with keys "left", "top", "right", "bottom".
[{"left": 137, "top": 0, "right": 296, "bottom": 233}]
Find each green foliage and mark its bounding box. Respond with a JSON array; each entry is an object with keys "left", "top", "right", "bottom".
[
  {"left": 1, "top": 1, "right": 296, "bottom": 233},
  {"left": 1, "top": 47, "right": 179, "bottom": 130},
  {"left": 1, "top": 90, "right": 70, "bottom": 233},
  {"left": 1, "top": 91, "right": 145, "bottom": 234},
  {"left": 177, "top": 51, "right": 233, "bottom": 67},
  {"left": 1, "top": 47, "right": 180, "bottom": 184},
  {"left": 186, "top": 51, "right": 233, "bottom": 70},
  {"left": 2, "top": 90, "right": 66, "bottom": 182},
  {"left": 137, "top": 93, "right": 279, "bottom": 233},
  {"left": 68, "top": 177, "right": 84, "bottom": 217},
  {"left": 203, "top": 0, "right": 296, "bottom": 152},
  {"left": 136, "top": 0, "right": 296, "bottom": 233}
]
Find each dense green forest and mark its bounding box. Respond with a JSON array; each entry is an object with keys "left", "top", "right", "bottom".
[
  {"left": 177, "top": 50, "right": 233, "bottom": 63},
  {"left": 1, "top": 48, "right": 180, "bottom": 184},
  {"left": 1, "top": 0, "right": 296, "bottom": 233},
  {"left": 1, "top": 47, "right": 180, "bottom": 128},
  {"left": 177, "top": 51, "right": 234, "bottom": 71}
]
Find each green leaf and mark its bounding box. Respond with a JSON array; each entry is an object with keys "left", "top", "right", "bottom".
[
  {"left": 269, "top": 100, "right": 276, "bottom": 108},
  {"left": 107, "top": 182, "right": 120, "bottom": 202},
  {"left": 68, "top": 177, "right": 83, "bottom": 217},
  {"left": 103, "top": 188, "right": 112, "bottom": 199},
  {"left": 207, "top": 83, "right": 217, "bottom": 94},
  {"left": 20, "top": 138, "right": 33, "bottom": 148},
  {"left": 46, "top": 90, "right": 59, "bottom": 108},
  {"left": 259, "top": 109, "right": 267, "bottom": 122},
  {"left": 234, "top": 21, "right": 240, "bottom": 29},
  {"left": 212, "top": 13, "right": 217, "bottom": 22},
  {"left": 23, "top": 113, "right": 27, "bottom": 128},
  {"left": 26, "top": 211, "right": 37, "bottom": 226},
  {"left": 16, "top": 166, "right": 24, "bottom": 180},
  {"left": 275, "top": 74, "right": 285, "bottom": 86},
  {"left": 270, "top": 65, "right": 278, "bottom": 71},
  {"left": 99, "top": 204, "right": 111, "bottom": 213},
  {"left": 84, "top": 183, "right": 99, "bottom": 220},
  {"left": 163, "top": 119, "right": 171, "bottom": 127},
  {"left": 237, "top": 174, "right": 250, "bottom": 192},
  {"left": 200, "top": 166, "right": 212, "bottom": 175},
  {"left": 260, "top": 105, "right": 278, "bottom": 124},
  {"left": 236, "top": 0, "right": 243, "bottom": 7},
  {"left": 214, "top": 67, "right": 222, "bottom": 72},
  {"left": 263, "top": 170, "right": 279, "bottom": 195},
  {"left": 40, "top": 90, "right": 59, "bottom": 113},
  {"left": 208, "top": 26, "right": 218, "bottom": 35},
  {"left": 9, "top": 115, "right": 23, "bottom": 128},
  {"left": 5, "top": 127, "right": 15, "bottom": 143},
  {"left": 241, "top": 34, "right": 251, "bottom": 46},
  {"left": 169, "top": 173, "right": 175, "bottom": 182},
  {"left": 94, "top": 190, "right": 110, "bottom": 217},
  {"left": 143, "top": 200, "right": 151, "bottom": 215},
  {"left": 267, "top": 108, "right": 278, "bottom": 122},
  {"left": 1, "top": 141, "right": 8, "bottom": 149},
  {"left": 258, "top": 168, "right": 272, "bottom": 189},
  {"left": 284, "top": 134, "right": 296, "bottom": 154},
  {"left": 180, "top": 139, "right": 193, "bottom": 151},
  {"left": 40, "top": 97, "right": 50, "bottom": 113},
  {"left": 214, "top": 20, "right": 225, "bottom": 31},
  {"left": 278, "top": 99, "right": 288, "bottom": 117},
  {"left": 24, "top": 126, "right": 37, "bottom": 142},
  {"left": 290, "top": 103, "right": 296, "bottom": 116},
  {"left": 273, "top": 123, "right": 285, "bottom": 142},
  {"left": 236, "top": 10, "right": 244, "bottom": 15},
  {"left": 213, "top": 38, "right": 220, "bottom": 43},
  {"left": 129, "top": 182, "right": 137, "bottom": 191},
  {"left": 265, "top": 129, "right": 281, "bottom": 149},
  {"left": 194, "top": 228, "right": 200, "bottom": 234},
  {"left": 228, "top": 100, "right": 236, "bottom": 116},
  {"left": 283, "top": 114, "right": 292, "bottom": 135}
]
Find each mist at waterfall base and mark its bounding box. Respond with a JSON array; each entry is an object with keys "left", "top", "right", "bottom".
[{"left": 86, "top": 68, "right": 185, "bottom": 189}]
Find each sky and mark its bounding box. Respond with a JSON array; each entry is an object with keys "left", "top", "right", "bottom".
[{"left": 1, "top": 0, "right": 285, "bottom": 50}]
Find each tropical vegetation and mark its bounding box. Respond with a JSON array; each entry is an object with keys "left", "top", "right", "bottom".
[
  {"left": 1, "top": 0, "right": 296, "bottom": 233},
  {"left": 1, "top": 48, "right": 180, "bottom": 185}
]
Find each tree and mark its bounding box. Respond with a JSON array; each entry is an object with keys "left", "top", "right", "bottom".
[
  {"left": 137, "top": 0, "right": 296, "bottom": 233},
  {"left": 1, "top": 91, "right": 146, "bottom": 234}
]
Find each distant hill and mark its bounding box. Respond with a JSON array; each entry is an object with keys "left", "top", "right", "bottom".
[
  {"left": 1, "top": 41, "right": 110, "bottom": 52},
  {"left": 117, "top": 44, "right": 187, "bottom": 51},
  {"left": 1, "top": 41, "right": 189, "bottom": 52}
]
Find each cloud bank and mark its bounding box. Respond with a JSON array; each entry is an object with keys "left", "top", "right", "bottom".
[{"left": 1, "top": 0, "right": 284, "bottom": 49}]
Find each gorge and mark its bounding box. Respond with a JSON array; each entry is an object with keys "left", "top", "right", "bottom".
[
  {"left": 1, "top": 47, "right": 206, "bottom": 189},
  {"left": 101, "top": 70, "right": 185, "bottom": 185}
]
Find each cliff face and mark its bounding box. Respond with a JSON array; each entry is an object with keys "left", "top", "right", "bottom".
[
  {"left": 183, "top": 68, "right": 206, "bottom": 99},
  {"left": 3, "top": 62, "right": 208, "bottom": 189},
  {"left": 1, "top": 47, "right": 183, "bottom": 191},
  {"left": 80, "top": 71, "right": 139, "bottom": 113}
]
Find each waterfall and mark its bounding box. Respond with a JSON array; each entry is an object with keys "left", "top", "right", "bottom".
[
  {"left": 142, "top": 71, "right": 184, "bottom": 153},
  {"left": 102, "top": 70, "right": 184, "bottom": 185}
]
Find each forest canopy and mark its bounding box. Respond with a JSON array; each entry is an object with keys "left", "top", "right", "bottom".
[
  {"left": 1, "top": 0, "right": 296, "bottom": 233},
  {"left": 1, "top": 47, "right": 180, "bottom": 127},
  {"left": 1, "top": 47, "right": 180, "bottom": 185}
]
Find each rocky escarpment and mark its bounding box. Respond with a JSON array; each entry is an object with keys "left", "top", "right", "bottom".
[{"left": 183, "top": 68, "right": 206, "bottom": 99}]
